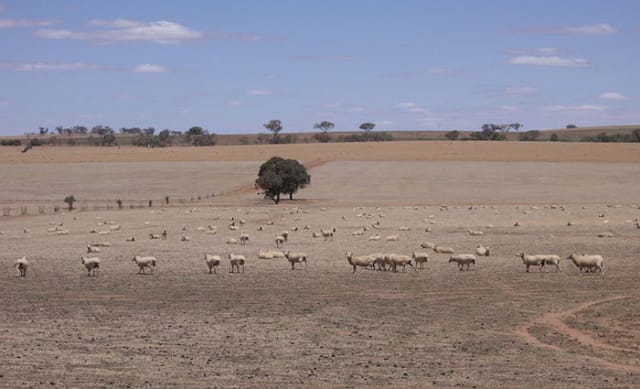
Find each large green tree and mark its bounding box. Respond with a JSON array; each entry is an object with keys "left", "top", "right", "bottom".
[{"left": 255, "top": 157, "right": 311, "bottom": 204}]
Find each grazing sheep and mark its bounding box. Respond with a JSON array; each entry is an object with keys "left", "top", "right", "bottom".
[
  {"left": 346, "top": 252, "right": 376, "bottom": 273},
  {"left": 239, "top": 233, "right": 250, "bottom": 245},
  {"left": 161, "top": 230, "right": 167, "bottom": 240},
  {"left": 280, "top": 231, "right": 289, "bottom": 242},
  {"left": 320, "top": 228, "right": 336, "bottom": 241},
  {"left": 204, "top": 254, "right": 221, "bottom": 274},
  {"left": 258, "top": 250, "right": 274, "bottom": 259},
  {"left": 597, "top": 232, "right": 614, "bottom": 238},
  {"left": 518, "top": 252, "right": 545, "bottom": 272},
  {"left": 132, "top": 255, "right": 156, "bottom": 274},
  {"left": 421, "top": 242, "right": 436, "bottom": 250},
  {"left": 275, "top": 235, "right": 286, "bottom": 248},
  {"left": 226, "top": 238, "right": 239, "bottom": 245},
  {"left": 468, "top": 229, "right": 484, "bottom": 236},
  {"left": 149, "top": 233, "right": 161, "bottom": 240},
  {"left": 229, "top": 253, "right": 245, "bottom": 273},
  {"left": 87, "top": 245, "right": 101, "bottom": 254},
  {"left": 449, "top": 254, "right": 476, "bottom": 271},
  {"left": 15, "top": 257, "right": 28, "bottom": 278},
  {"left": 81, "top": 256, "right": 100, "bottom": 276},
  {"left": 567, "top": 254, "right": 605, "bottom": 274},
  {"left": 368, "top": 234, "right": 381, "bottom": 241},
  {"left": 284, "top": 251, "right": 308, "bottom": 270},
  {"left": 311, "top": 232, "right": 320, "bottom": 238},
  {"left": 385, "top": 234, "right": 400, "bottom": 242},
  {"left": 385, "top": 254, "right": 415, "bottom": 272},
  {"left": 475, "top": 245, "right": 491, "bottom": 257},
  {"left": 180, "top": 234, "right": 190, "bottom": 242},
  {"left": 412, "top": 251, "right": 430, "bottom": 269},
  {"left": 399, "top": 226, "right": 410, "bottom": 231},
  {"left": 126, "top": 235, "right": 136, "bottom": 242},
  {"left": 434, "top": 245, "right": 455, "bottom": 254},
  {"left": 91, "top": 242, "right": 112, "bottom": 247}
]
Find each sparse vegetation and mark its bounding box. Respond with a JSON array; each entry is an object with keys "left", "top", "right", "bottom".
[
  {"left": 64, "top": 195, "right": 76, "bottom": 211},
  {"left": 445, "top": 130, "right": 460, "bottom": 140},
  {"left": 263, "top": 120, "right": 283, "bottom": 144},
  {"left": 518, "top": 130, "right": 541, "bottom": 141}
]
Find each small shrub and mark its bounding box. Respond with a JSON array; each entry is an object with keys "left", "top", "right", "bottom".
[
  {"left": 445, "top": 130, "right": 460, "bottom": 140},
  {"left": 116, "top": 199, "right": 123, "bottom": 209},
  {"left": 566, "top": 124, "right": 577, "bottom": 129},
  {"left": 64, "top": 195, "right": 76, "bottom": 211},
  {"left": 550, "top": 133, "right": 559, "bottom": 142}
]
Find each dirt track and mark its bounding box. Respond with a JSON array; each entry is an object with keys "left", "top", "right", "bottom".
[{"left": 1, "top": 143, "right": 639, "bottom": 388}]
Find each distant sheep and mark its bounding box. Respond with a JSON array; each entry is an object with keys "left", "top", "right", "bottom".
[
  {"left": 258, "top": 250, "right": 286, "bottom": 259},
  {"left": 567, "top": 253, "right": 604, "bottom": 274},
  {"left": 15, "top": 257, "right": 28, "bottom": 278},
  {"left": 226, "top": 238, "right": 239, "bottom": 245},
  {"left": 385, "top": 234, "right": 400, "bottom": 242},
  {"left": 321, "top": 228, "right": 336, "bottom": 241},
  {"left": 132, "top": 255, "right": 156, "bottom": 274},
  {"left": 81, "top": 256, "right": 100, "bottom": 276},
  {"left": 204, "top": 254, "right": 221, "bottom": 274},
  {"left": 412, "top": 251, "right": 430, "bottom": 269},
  {"left": 368, "top": 234, "right": 381, "bottom": 241},
  {"left": 229, "top": 253, "right": 245, "bottom": 273},
  {"left": 433, "top": 245, "right": 454, "bottom": 254},
  {"left": 475, "top": 245, "right": 491, "bottom": 257},
  {"left": 275, "top": 235, "right": 286, "bottom": 248},
  {"left": 420, "top": 242, "right": 436, "bottom": 250},
  {"left": 87, "top": 245, "right": 101, "bottom": 254},
  {"left": 91, "top": 242, "right": 112, "bottom": 247},
  {"left": 284, "top": 251, "right": 308, "bottom": 270},
  {"left": 449, "top": 254, "right": 476, "bottom": 271},
  {"left": 239, "top": 233, "right": 250, "bottom": 245},
  {"left": 468, "top": 229, "right": 484, "bottom": 236},
  {"left": 385, "top": 253, "right": 415, "bottom": 272},
  {"left": 126, "top": 235, "right": 136, "bottom": 242}
]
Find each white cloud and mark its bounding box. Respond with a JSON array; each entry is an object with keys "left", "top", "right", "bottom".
[
  {"left": 133, "top": 63, "right": 168, "bottom": 73},
  {"left": 0, "top": 61, "right": 100, "bottom": 71},
  {"left": 505, "top": 86, "right": 538, "bottom": 96},
  {"left": 36, "top": 19, "right": 203, "bottom": 44},
  {"left": 507, "top": 47, "right": 565, "bottom": 55},
  {"left": 599, "top": 92, "right": 625, "bottom": 100},
  {"left": 508, "top": 56, "right": 590, "bottom": 67},
  {"left": 515, "top": 23, "right": 617, "bottom": 35},
  {"left": 396, "top": 102, "right": 426, "bottom": 113},
  {"left": 349, "top": 106, "right": 366, "bottom": 113},
  {"left": 246, "top": 89, "right": 272, "bottom": 96},
  {"left": 499, "top": 105, "right": 520, "bottom": 112},
  {"left": 544, "top": 104, "right": 607, "bottom": 112}
]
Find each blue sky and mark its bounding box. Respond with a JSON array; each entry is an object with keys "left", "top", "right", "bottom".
[{"left": 0, "top": 0, "right": 638, "bottom": 135}]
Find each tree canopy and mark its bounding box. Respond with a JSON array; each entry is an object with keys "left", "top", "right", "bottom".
[
  {"left": 359, "top": 122, "right": 375, "bottom": 131},
  {"left": 263, "top": 120, "right": 283, "bottom": 143},
  {"left": 255, "top": 157, "right": 311, "bottom": 204}
]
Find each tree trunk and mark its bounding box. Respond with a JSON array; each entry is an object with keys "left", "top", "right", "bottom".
[
  {"left": 289, "top": 192, "right": 293, "bottom": 200},
  {"left": 274, "top": 193, "right": 280, "bottom": 204}
]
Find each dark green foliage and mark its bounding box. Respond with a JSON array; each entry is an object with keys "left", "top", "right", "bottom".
[
  {"left": 255, "top": 157, "right": 311, "bottom": 204},
  {"left": 359, "top": 122, "right": 376, "bottom": 131},
  {"left": 64, "top": 195, "right": 76, "bottom": 211},
  {"left": 581, "top": 132, "right": 640, "bottom": 143},
  {"left": 341, "top": 132, "right": 392, "bottom": 142},
  {"left": 470, "top": 126, "right": 506, "bottom": 141},
  {"left": 566, "top": 124, "right": 577, "bottom": 129},
  {"left": 445, "top": 130, "right": 460, "bottom": 140},
  {"left": 550, "top": 133, "right": 559, "bottom": 142},
  {"left": 313, "top": 132, "right": 331, "bottom": 143},
  {"left": 518, "top": 130, "right": 541, "bottom": 141},
  {"left": 263, "top": 120, "right": 283, "bottom": 144},
  {"left": 1, "top": 139, "right": 22, "bottom": 146}
]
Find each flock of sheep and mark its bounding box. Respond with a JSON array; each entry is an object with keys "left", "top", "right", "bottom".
[{"left": 10, "top": 207, "right": 613, "bottom": 278}]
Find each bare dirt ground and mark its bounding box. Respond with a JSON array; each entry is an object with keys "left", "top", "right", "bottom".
[{"left": 1, "top": 142, "right": 639, "bottom": 388}]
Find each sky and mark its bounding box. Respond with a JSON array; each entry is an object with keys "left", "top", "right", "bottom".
[{"left": 0, "top": 0, "right": 638, "bottom": 135}]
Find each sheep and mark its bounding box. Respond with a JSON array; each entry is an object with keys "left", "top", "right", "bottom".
[
  {"left": 149, "top": 233, "right": 161, "bottom": 240},
  {"left": 369, "top": 253, "right": 388, "bottom": 271},
  {"left": 180, "top": 234, "right": 190, "bottom": 242},
  {"left": 468, "top": 229, "right": 484, "bottom": 236},
  {"left": 87, "top": 245, "right": 101, "bottom": 254},
  {"left": 275, "top": 235, "right": 286, "bottom": 248},
  {"left": 161, "top": 229, "right": 167, "bottom": 240},
  {"left": 539, "top": 255, "right": 562, "bottom": 272},
  {"left": 91, "top": 242, "right": 112, "bottom": 247},
  {"left": 311, "top": 232, "right": 320, "bottom": 238},
  {"left": 518, "top": 252, "right": 545, "bottom": 272},
  {"left": 204, "top": 254, "right": 221, "bottom": 274},
  {"left": 385, "top": 254, "right": 415, "bottom": 272},
  {"left": 80, "top": 256, "right": 100, "bottom": 276},
  {"left": 385, "top": 234, "right": 400, "bottom": 242},
  {"left": 239, "top": 233, "right": 250, "bottom": 245},
  {"left": 258, "top": 250, "right": 275, "bottom": 259},
  {"left": 597, "top": 232, "right": 614, "bottom": 238},
  {"left": 449, "top": 254, "right": 476, "bottom": 271},
  {"left": 567, "top": 254, "right": 605, "bottom": 274},
  {"left": 346, "top": 252, "right": 376, "bottom": 273},
  {"left": 15, "top": 257, "right": 28, "bottom": 278},
  {"left": 399, "top": 226, "right": 410, "bottom": 231},
  {"left": 226, "top": 238, "right": 239, "bottom": 245},
  {"left": 421, "top": 242, "right": 436, "bottom": 250},
  {"left": 132, "top": 255, "right": 156, "bottom": 274},
  {"left": 351, "top": 229, "right": 365, "bottom": 236},
  {"left": 280, "top": 231, "right": 289, "bottom": 242},
  {"left": 368, "top": 234, "right": 381, "bottom": 241},
  {"left": 229, "top": 253, "right": 245, "bottom": 273},
  {"left": 126, "top": 235, "right": 136, "bottom": 242},
  {"left": 284, "top": 251, "right": 308, "bottom": 270},
  {"left": 475, "top": 245, "right": 491, "bottom": 257},
  {"left": 412, "top": 251, "right": 430, "bottom": 269},
  {"left": 320, "top": 228, "right": 336, "bottom": 241},
  {"left": 433, "top": 245, "right": 455, "bottom": 254}
]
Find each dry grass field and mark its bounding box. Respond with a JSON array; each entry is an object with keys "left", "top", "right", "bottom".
[{"left": 1, "top": 142, "right": 640, "bottom": 388}]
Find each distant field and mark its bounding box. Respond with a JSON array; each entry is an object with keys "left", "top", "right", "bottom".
[{"left": 2, "top": 140, "right": 640, "bottom": 388}]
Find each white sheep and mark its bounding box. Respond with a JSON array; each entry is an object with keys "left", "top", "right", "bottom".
[
  {"left": 385, "top": 234, "right": 400, "bottom": 242},
  {"left": 229, "top": 253, "right": 245, "bottom": 273},
  {"left": 275, "top": 235, "right": 286, "bottom": 248},
  {"left": 399, "top": 226, "right": 410, "bottom": 231},
  {"left": 239, "top": 233, "right": 250, "bottom": 245},
  {"left": 180, "top": 234, "right": 191, "bottom": 242},
  {"left": 420, "top": 242, "right": 436, "bottom": 250},
  {"left": 434, "top": 245, "right": 455, "bottom": 254},
  {"left": 91, "top": 242, "right": 112, "bottom": 247},
  {"left": 518, "top": 252, "right": 545, "bottom": 272},
  {"left": 284, "top": 251, "right": 308, "bottom": 270},
  {"left": 81, "top": 256, "right": 100, "bottom": 276},
  {"left": 204, "top": 254, "right": 221, "bottom": 274},
  {"left": 87, "top": 245, "right": 101, "bottom": 254},
  {"left": 149, "top": 233, "right": 161, "bottom": 240},
  {"left": 126, "top": 235, "right": 136, "bottom": 242},
  {"left": 226, "top": 238, "right": 239, "bottom": 245},
  {"left": 346, "top": 252, "right": 376, "bottom": 273},
  {"left": 385, "top": 253, "right": 415, "bottom": 272},
  {"left": 412, "top": 251, "right": 430, "bottom": 269},
  {"left": 468, "top": 229, "right": 484, "bottom": 236},
  {"left": 368, "top": 234, "right": 381, "bottom": 241},
  {"left": 15, "top": 257, "right": 28, "bottom": 278},
  {"left": 567, "top": 254, "right": 605, "bottom": 274},
  {"left": 539, "top": 255, "right": 562, "bottom": 272},
  {"left": 320, "top": 228, "right": 336, "bottom": 241},
  {"left": 449, "top": 254, "right": 476, "bottom": 271},
  {"left": 351, "top": 229, "right": 365, "bottom": 236},
  {"left": 475, "top": 245, "right": 491, "bottom": 257},
  {"left": 132, "top": 255, "right": 156, "bottom": 274}
]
